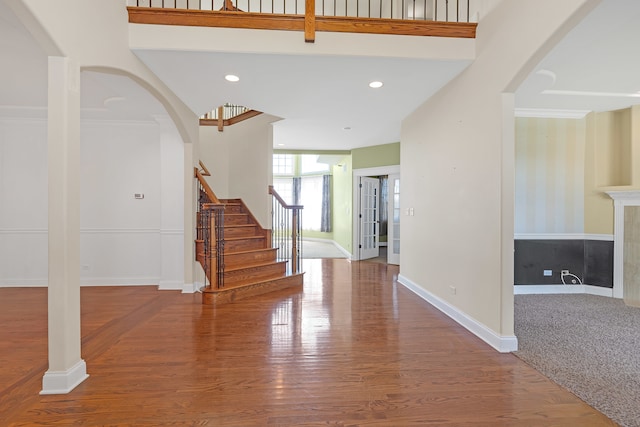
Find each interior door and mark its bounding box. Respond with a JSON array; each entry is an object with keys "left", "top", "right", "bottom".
[
  {"left": 387, "top": 174, "right": 400, "bottom": 265},
  {"left": 359, "top": 177, "right": 380, "bottom": 260}
]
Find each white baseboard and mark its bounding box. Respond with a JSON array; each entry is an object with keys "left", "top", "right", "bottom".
[
  {"left": 0, "top": 278, "right": 47, "bottom": 287},
  {"left": 158, "top": 280, "right": 184, "bottom": 291},
  {"left": 514, "top": 284, "right": 614, "bottom": 297},
  {"left": 183, "top": 281, "right": 204, "bottom": 294},
  {"left": 41, "top": 359, "right": 89, "bottom": 395},
  {"left": 332, "top": 241, "right": 353, "bottom": 260},
  {"left": 80, "top": 277, "right": 160, "bottom": 286},
  {"left": 398, "top": 274, "right": 518, "bottom": 353}
]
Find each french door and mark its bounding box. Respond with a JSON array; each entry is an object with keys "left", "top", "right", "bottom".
[{"left": 359, "top": 177, "right": 380, "bottom": 260}]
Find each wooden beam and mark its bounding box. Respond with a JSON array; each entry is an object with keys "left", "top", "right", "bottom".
[
  {"left": 315, "top": 16, "right": 477, "bottom": 38},
  {"left": 304, "top": 0, "right": 315, "bottom": 43},
  {"left": 127, "top": 7, "right": 477, "bottom": 39}
]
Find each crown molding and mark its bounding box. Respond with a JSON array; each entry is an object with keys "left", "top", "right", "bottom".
[{"left": 515, "top": 108, "right": 590, "bottom": 119}]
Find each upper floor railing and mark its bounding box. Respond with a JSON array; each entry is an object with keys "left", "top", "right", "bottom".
[
  {"left": 199, "top": 104, "right": 263, "bottom": 132},
  {"left": 127, "top": 0, "right": 477, "bottom": 41},
  {"left": 130, "top": 0, "right": 475, "bottom": 22}
]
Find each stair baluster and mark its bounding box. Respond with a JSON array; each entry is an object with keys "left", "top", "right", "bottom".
[{"left": 269, "top": 185, "right": 303, "bottom": 274}]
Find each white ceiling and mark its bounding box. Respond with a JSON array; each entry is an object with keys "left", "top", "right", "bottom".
[
  {"left": 2, "top": 0, "right": 640, "bottom": 147},
  {"left": 515, "top": 0, "right": 640, "bottom": 114},
  {"left": 132, "top": 49, "right": 471, "bottom": 149}
]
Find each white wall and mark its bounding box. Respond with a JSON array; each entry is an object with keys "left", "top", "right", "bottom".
[
  {"left": 8, "top": 0, "right": 200, "bottom": 287},
  {"left": 158, "top": 117, "right": 185, "bottom": 290},
  {"left": 0, "top": 117, "right": 48, "bottom": 286},
  {"left": 399, "top": 0, "right": 599, "bottom": 351},
  {"left": 199, "top": 114, "right": 279, "bottom": 228},
  {"left": 0, "top": 116, "right": 184, "bottom": 287},
  {"left": 80, "top": 121, "right": 162, "bottom": 285}
]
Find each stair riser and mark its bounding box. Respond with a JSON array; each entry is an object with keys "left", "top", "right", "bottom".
[
  {"left": 224, "top": 249, "right": 278, "bottom": 268},
  {"left": 224, "top": 205, "right": 244, "bottom": 214},
  {"left": 224, "top": 226, "right": 259, "bottom": 238},
  {"left": 202, "top": 273, "right": 304, "bottom": 305},
  {"left": 224, "top": 263, "right": 287, "bottom": 284},
  {"left": 225, "top": 238, "right": 266, "bottom": 252},
  {"left": 224, "top": 215, "right": 250, "bottom": 225}
]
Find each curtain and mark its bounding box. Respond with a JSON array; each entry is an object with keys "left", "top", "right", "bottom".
[
  {"left": 379, "top": 176, "right": 388, "bottom": 237},
  {"left": 321, "top": 174, "right": 331, "bottom": 232},
  {"left": 300, "top": 176, "right": 322, "bottom": 230}
]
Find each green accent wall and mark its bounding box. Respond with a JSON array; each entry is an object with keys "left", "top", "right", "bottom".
[
  {"left": 271, "top": 145, "right": 399, "bottom": 257},
  {"left": 332, "top": 155, "right": 353, "bottom": 253},
  {"left": 352, "top": 142, "right": 400, "bottom": 170}
]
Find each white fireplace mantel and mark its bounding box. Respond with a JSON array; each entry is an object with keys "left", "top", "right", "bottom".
[{"left": 605, "top": 190, "right": 640, "bottom": 299}]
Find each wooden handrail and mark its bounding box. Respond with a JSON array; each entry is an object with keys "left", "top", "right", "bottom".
[
  {"left": 195, "top": 167, "right": 220, "bottom": 204},
  {"left": 268, "top": 185, "right": 303, "bottom": 209},
  {"left": 199, "top": 160, "right": 211, "bottom": 176}
]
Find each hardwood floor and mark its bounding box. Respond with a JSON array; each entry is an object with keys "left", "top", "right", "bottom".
[{"left": 0, "top": 259, "right": 615, "bottom": 426}]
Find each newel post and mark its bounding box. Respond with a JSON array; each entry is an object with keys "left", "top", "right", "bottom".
[
  {"left": 208, "top": 209, "right": 219, "bottom": 289},
  {"left": 291, "top": 208, "right": 299, "bottom": 274},
  {"left": 305, "top": 0, "right": 315, "bottom": 43}
]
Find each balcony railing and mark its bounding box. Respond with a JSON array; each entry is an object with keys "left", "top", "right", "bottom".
[
  {"left": 199, "top": 104, "right": 263, "bottom": 132},
  {"left": 128, "top": 0, "right": 477, "bottom": 41},
  {"left": 130, "top": 0, "right": 474, "bottom": 22}
]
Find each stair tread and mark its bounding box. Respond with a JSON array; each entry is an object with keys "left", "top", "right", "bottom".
[{"left": 224, "top": 224, "right": 255, "bottom": 228}]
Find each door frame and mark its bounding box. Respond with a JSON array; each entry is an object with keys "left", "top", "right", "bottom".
[
  {"left": 352, "top": 165, "right": 400, "bottom": 261},
  {"left": 387, "top": 173, "right": 400, "bottom": 265}
]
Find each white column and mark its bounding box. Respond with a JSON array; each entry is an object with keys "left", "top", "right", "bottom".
[
  {"left": 155, "top": 116, "right": 185, "bottom": 291},
  {"left": 606, "top": 190, "right": 640, "bottom": 300},
  {"left": 41, "top": 56, "right": 88, "bottom": 395},
  {"left": 612, "top": 198, "right": 625, "bottom": 299},
  {"left": 184, "top": 140, "right": 198, "bottom": 292}
]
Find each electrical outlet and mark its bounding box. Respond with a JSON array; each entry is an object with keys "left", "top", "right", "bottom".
[
  {"left": 561, "top": 270, "right": 569, "bottom": 276},
  {"left": 449, "top": 285, "right": 456, "bottom": 295},
  {"left": 543, "top": 270, "right": 552, "bottom": 276}
]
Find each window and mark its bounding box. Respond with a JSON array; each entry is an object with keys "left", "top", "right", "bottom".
[
  {"left": 273, "top": 178, "right": 294, "bottom": 205},
  {"left": 300, "top": 175, "right": 323, "bottom": 231},
  {"left": 300, "top": 155, "right": 329, "bottom": 175},
  {"left": 273, "top": 154, "right": 294, "bottom": 175},
  {"left": 273, "top": 154, "right": 332, "bottom": 232}
]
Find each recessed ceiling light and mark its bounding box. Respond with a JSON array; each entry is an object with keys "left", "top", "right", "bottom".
[
  {"left": 225, "top": 74, "right": 240, "bottom": 82},
  {"left": 277, "top": 143, "right": 285, "bottom": 146},
  {"left": 369, "top": 81, "right": 383, "bottom": 89},
  {"left": 343, "top": 126, "right": 351, "bottom": 130}
]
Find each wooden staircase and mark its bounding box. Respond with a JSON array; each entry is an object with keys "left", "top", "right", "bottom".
[{"left": 196, "top": 198, "right": 304, "bottom": 306}]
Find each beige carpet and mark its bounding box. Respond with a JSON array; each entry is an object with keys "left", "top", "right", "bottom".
[{"left": 515, "top": 294, "right": 640, "bottom": 427}]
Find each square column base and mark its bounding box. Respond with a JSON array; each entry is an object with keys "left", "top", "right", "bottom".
[{"left": 41, "top": 359, "right": 89, "bottom": 395}]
